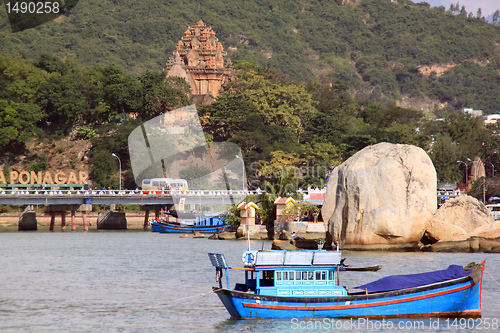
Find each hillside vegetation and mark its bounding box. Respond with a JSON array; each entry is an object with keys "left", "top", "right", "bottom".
[
  {"left": 2, "top": 0, "right": 500, "bottom": 202},
  {"left": 2, "top": 53, "right": 500, "bottom": 199},
  {"left": 2, "top": 0, "right": 500, "bottom": 113}
]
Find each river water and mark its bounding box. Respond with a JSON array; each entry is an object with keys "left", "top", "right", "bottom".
[{"left": 1, "top": 231, "right": 499, "bottom": 332}]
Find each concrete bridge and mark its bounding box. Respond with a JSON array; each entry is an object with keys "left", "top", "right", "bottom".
[
  {"left": 1, "top": 189, "right": 255, "bottom": 231},
  {"left": 0, "top": 189, "right": 253, "bottom": 205}
]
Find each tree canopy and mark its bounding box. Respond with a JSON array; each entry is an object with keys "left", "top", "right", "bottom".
[{"left": 2, "top": 0, "right": 500, "bottom": 113}]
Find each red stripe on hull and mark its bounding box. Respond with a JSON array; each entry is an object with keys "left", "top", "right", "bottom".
[{"left": 242, "top": 283, "right": 473, "bottom": 311}]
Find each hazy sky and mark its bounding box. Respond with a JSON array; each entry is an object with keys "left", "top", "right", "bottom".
[{"left": 416, "top": 0, "right": 499, "bottom": 17}]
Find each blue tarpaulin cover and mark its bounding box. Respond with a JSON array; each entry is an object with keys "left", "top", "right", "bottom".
[{"left": 356, "top": 265, "right": 471, "bottom": 293}]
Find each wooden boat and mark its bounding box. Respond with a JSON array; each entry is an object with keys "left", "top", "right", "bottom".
[
  {"left": 208, "top": 250, "right": 484, "bottom": 319},
  {"left": 157, "top": 213, "right": 229, "bottom": 233},
  {"left": 149, "top": 221, "right": 160, "bottom": 232},
  {"left": 342, "top": 265, "right": 382, "bottom": 272},
  {"left": 157, "top": 221, "right": 228, "bottom": 233}
]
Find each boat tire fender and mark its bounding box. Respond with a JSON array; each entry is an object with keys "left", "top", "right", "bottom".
[{"left": 242, "top": 251, "right": 256, "bottom": 266}]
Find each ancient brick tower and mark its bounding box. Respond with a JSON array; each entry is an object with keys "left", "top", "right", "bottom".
[{"left": 165, "top": 20, "right": 234, "bottom": 106}]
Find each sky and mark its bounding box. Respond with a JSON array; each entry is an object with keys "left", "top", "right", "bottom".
[{"left": 416, "top": 0, "right": 499, "bottom": 17}]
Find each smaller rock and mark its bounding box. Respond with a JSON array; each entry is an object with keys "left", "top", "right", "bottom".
[
  {"left": 425, "top": 195, "right": 495, "bottom": 243},
  {"left": 294, "top": 239, "right": 322, "bottom": 250},
  {"left": 478, "top": 237, "right": 500, "bottom": 253},
  {"left": 193, "top": 232, "right": 206, "bottom": 238},
  {"left": 420, "top": 236, "right": 500, "bottom": 253},
  {"left": 217, "top": 232, "right": 237, "bottom": 240},
  {"left": 278, "top": 231, "right": 290, "bottom": 240},
  {"left": 235, "top": 228, "right": 245, "bottom": 238},
  {"left": 179, "top": 233, "right": 189, "bottom": 238}
]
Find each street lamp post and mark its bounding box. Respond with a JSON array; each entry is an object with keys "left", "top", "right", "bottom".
[
  {"left": 112, "top": 153, "right": 122, "bottom": 192},
  {"left": 485, "top": 161, "right": 495, "bottom": 178},
  {"left": 235, "top": 155, "right": 245, "bottom": 190},
  {"left": 456, "top": 160, "right": 468, "bottom": 184}
]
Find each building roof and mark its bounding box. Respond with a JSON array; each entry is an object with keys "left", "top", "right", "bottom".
[
  {"left": 237, "top": 201, "right": 259, "bottom": 210},
  {"left": 274, "top": 197, "right": 297, "bottom": 205}
]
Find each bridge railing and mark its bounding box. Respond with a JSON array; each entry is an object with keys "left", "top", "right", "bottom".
[{"left": 0, "top": 189, "right": 259, "bottom": 197}]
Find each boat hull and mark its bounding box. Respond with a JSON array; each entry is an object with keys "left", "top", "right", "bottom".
[
  {"left": 157, "top": 222, "right": 229, "bottom": 233},
  {"left": 150, "top": 222, "right": 160, "bottom": 232},
  {"left": 214, "top": 276, "right": 482, "bottom": 319}
]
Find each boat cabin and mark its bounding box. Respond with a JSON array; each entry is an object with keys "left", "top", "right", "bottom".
[
  {"left": 195, "top": 213, "right": 224, "bottom": 227},
  {"left": 210, "top": 250, "right": 347, "bottom": 298}
]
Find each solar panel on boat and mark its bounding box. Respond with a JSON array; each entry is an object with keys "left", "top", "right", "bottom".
[
  {"left": 312, "top": 251, "right": 341, "bottom": 265},
  {"left": 208, "top": 253, "right": 228, "bottom": 268},
  {"left": 284, "top": 251, "right": 313, "bottom": 265},
  {"left": 255, "top": 252, "right": 284, "bottom": 265}
]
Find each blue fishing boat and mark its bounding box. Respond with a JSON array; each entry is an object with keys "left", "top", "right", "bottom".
[
  {"left": 149, "top": 220, "right": 160, "bottom": 232},
  {"left": 157, "top": 213, "right": 229, "bottom": 233},
  {"left": 208, "top": 249, "right": 484, "bottom": 319}
]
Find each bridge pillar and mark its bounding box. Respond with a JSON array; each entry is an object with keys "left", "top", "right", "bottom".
[
  {"left": 71, "top": 211, "right": 76, "bottom": 231},
  {"left": 97, "top": 211, "right": 127, "bottom": 229},
  {"left": 61, "top": 212, "right": 66, "bottom": 231},
  {"left": 82, "top": 211, "right": 88, "bottom": 231},
  {"left": 50, "top": 211, "right": 56, "bottom": 231},
  {"left": 18, "top": 211, "right": 37, "bottom": 231},
  {"left": 143, "top": 210, "right": 149, "bottom": 230},
  {"left": 46, "top": 204, "right": 92, "bottom": 231},
  {"left": 140, "top": 204, "right": 170, "bottom": 230}
]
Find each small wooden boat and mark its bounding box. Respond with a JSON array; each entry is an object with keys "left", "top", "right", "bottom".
[
  {"left": 156, "top": 213, "right": 229, "bottom": 233},
  {"left": 208, "top": 249, "right": 484, "bottom": 319},
  {"left": 157, "top": 221, "right": 228, "bottom": 233},
  {"left": 341, "top": 265, "right": 382, "bottom": 272},
  {"left": 149, "top": 221, "right": 160, "bottom": 232}
]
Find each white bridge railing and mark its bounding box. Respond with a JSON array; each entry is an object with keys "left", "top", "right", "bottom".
[{"left": 0, "top": 189, "right": 259, "bottom": 197}]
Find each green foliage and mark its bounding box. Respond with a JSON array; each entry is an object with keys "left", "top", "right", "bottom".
[
  {"left": 76, "top": 125, "right": 98, "bottom": 140},
  {"left": 179, "top": 164, "right": 211, "bottom": 190},
  {"left": 429, "top": 133, "right": 461, "bottom": 182},
  {"left": 429, "top": 61, "right": 500, "bottom": 114},
  {"left": 2, "top": 3, "right": 500, "bottom": 193},
  {"left": 85, "top": 66, "right": 142, "bottom": 121},
  {"left": 220, "top": 204, "right": 241, "bottom": 227},
  {"left": 0, "top": 52, "right": 52, "bottom": 103},
  {"left": 34, "top": 54, "right": 69, "bottom": 75},
  {"left": 29, "top": 156, "right": 49, "bottom": 172},
  {"left": 281, "top": 200, "right": 320, "bottom": 222},
  {"left": 89, "top": 119, "right": 143, "bottom": 189},
  {"left": 230, "top": 69, "right": 318, "bottom": 143},
  {"left": 138, "top": 72, "right": 192, "bottom": 118},
  {"left": 0, "top": 99, "right": 44, "bottom": 153},
  {"left": 1, "top": 0, "right": 499, "bottom": 111}
]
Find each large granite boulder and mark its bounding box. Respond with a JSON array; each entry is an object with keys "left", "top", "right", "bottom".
[
  {"left": 423, "top": 195, "right": 495, "bottom": 243},
  {"left": 322, "top": 143, "right": 436, "bottom": 245}
]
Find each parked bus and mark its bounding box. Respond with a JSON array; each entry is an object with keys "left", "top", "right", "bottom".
[{"left": 141, "top": 178, "right": 188, "bottom": 194}]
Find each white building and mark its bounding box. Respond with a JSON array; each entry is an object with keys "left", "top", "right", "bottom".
[
  {"left": 484, "top": 114, "right": 500, "bottom": 125},
  {"left": 463, "top": 108, "right": 483, "bottom": 118}
]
